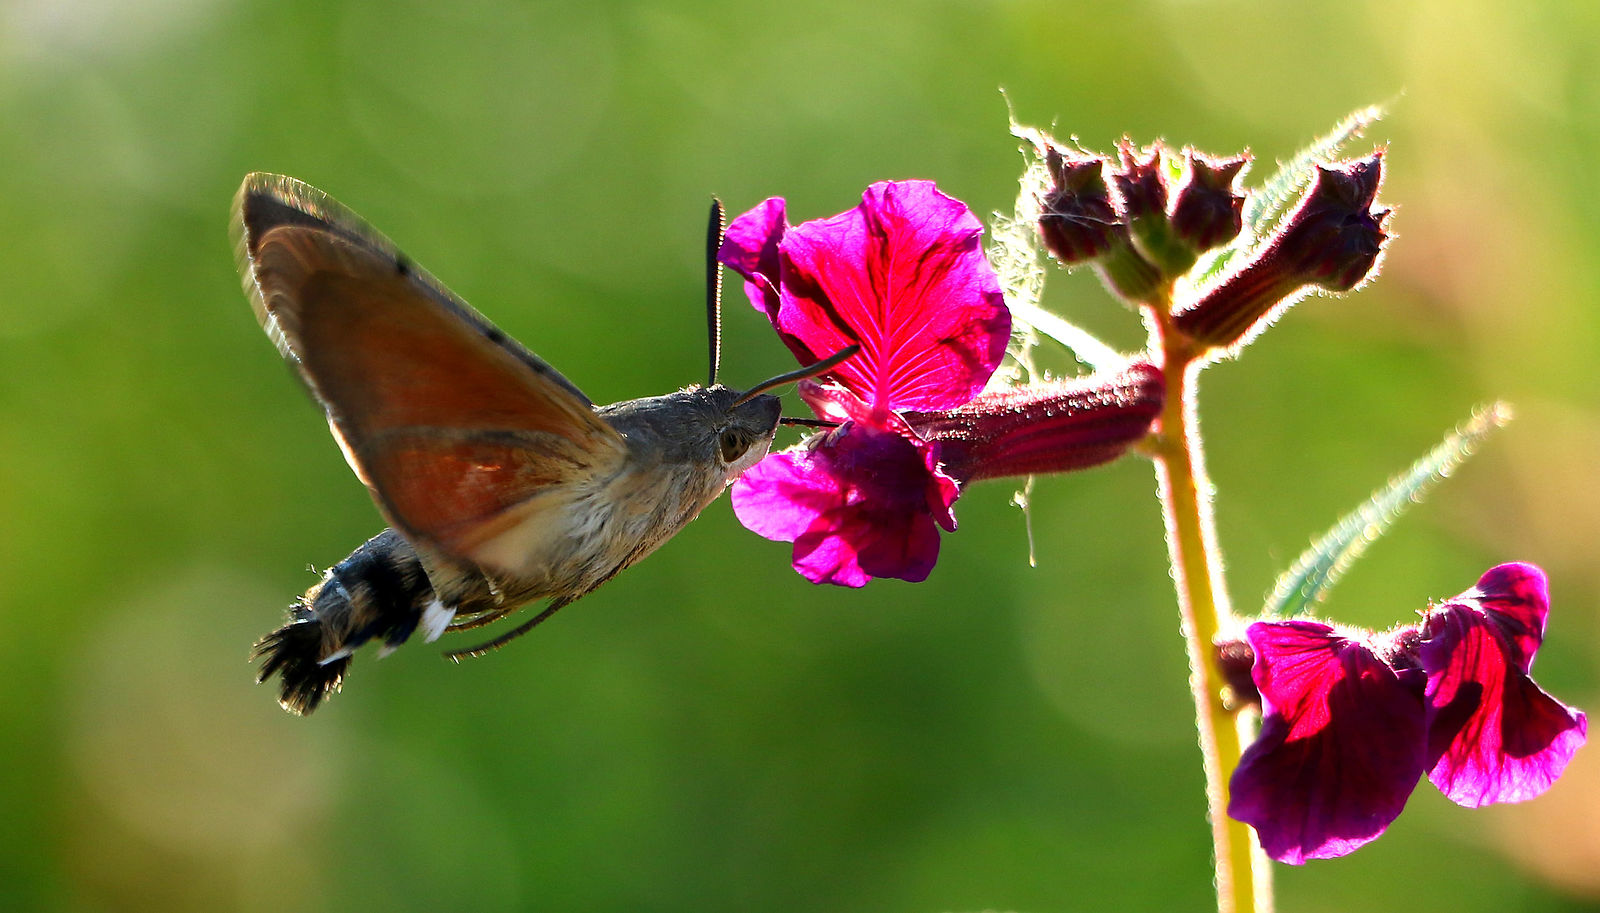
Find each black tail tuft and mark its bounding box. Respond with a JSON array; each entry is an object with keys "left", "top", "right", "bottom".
[
  {"left": 252, "top": 605, "right": 347, "bottom": 716},
  {"left": 254, "top": 530, "right": 442, "bottom": 715}
]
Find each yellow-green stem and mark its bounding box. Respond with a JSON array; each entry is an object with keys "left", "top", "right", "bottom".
[{"left": 1146, "top": 303, "right": 1271, "bottom": 913}]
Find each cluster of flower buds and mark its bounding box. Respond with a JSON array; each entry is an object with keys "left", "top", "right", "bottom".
[
  {"left": 1034, "top": 133, "right": 1390, "bottom": 355},
  {"left": 1037, "top": 138, "right": 1248, "bottom": 303}
]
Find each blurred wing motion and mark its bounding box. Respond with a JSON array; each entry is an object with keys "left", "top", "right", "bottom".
[{"left": 232, "top": 173, "right": 628, "bottom": 574}]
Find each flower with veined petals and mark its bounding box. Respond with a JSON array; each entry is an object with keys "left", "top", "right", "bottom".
[
  {"left": 719, "top": 181, "right": 1007, "bottom": 586},
  {"left": 1227, "top": 563, "right": 1587, "bottom": 864},
  {"left": 720, "top": 181, "right": 1165, "bottom": 586}
]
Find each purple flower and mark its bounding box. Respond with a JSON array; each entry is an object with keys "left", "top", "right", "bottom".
[
  {"left": 1229, "top": 563, "right": 1587, "bottom": 864},
  {"left": 721, "top": 181, "right": 1164, "bottom": 586},
  {"left": 1226, "top": 620, "right": 1428, "bottom": 864},
  {"left": 718, "top": 181, "right": 1008, "bottom": 586}
]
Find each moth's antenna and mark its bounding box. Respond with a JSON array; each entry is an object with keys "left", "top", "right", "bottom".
[
  {"left": 705, "top": 198, "right": 726, "bottom": 387},
  {"left": 733, "top": 345, "right": 860, "bottom": 406}
]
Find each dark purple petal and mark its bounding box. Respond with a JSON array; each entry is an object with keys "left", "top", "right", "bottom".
[
  {"left": 1229, "top": 621, "right": 1427, "bottom": 864},
  {"left": 719, "top": 197, "right": 788, "bottom": 321},
  {"left": 1468, "top": 562, "right": 1551, "bottom": 671},
  {"left": 775, "top": 181, "right": 1010, "bottom": 412},
  {"left": 1421, "top": 564, "right": 1587, "bottom": 807},
  {"left": 730, "top": 422, "right": 959, "bottom": 587},
  {"left": 795, "top": 495, "right": 942, "bottom": 586}
]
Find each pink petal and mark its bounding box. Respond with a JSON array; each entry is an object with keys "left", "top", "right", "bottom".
[
  {"left": 1421, "top": 596, "right": 1587, "bottom": 807},
  {"left": 718, "top": 197, "right": 788, "bottom": 321},
  {"left": 1228, "top": 621, "right": 1427, "bottom": 864},
  {"left": 728, "top": 447, "right": 832, "bottom": 545},
  {"left": 775, "top": 181, "right": 1010, "bottom": 412},
  {"left": 730, "top": 423, "right": 959, "bottom": 587},
  {"left": 1462, "top": 562, "right": 1550, "bottom": 673},
  {"left": 833, "top": 502, "right": 942, "bottom": 582}
]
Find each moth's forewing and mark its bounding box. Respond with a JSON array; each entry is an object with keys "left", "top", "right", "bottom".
[
  {"left": 233, "top": 174, "right": 597, "bottom": 403},
  {"left": 233, "top": 174, "right": 626, "bottom": 573}
]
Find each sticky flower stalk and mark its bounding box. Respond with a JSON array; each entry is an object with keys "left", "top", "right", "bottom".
[{"left": 1145, "top": 296, "right": 1269, "bottom": 913}]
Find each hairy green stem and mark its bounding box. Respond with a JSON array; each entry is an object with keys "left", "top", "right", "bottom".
[{"left": 1146, "top": 304, "right": 1271, "bottom": 913}]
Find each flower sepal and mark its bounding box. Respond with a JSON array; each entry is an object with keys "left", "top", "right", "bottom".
[
  {"left": 1114, "top": 140, "right": 1196, "bottom": 278},
  {"left": 906, "top": 360, "right": 1164, "bottom": 484}
]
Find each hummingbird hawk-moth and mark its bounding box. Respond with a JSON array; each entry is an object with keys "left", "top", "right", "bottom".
[{"left": 234, "top": 173, "right": 850, "bottom": 715}]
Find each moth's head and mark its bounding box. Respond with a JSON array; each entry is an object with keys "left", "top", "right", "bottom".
[
  {"left": 703, "top": 342, "right": 859, "bottom": 481},
  {"left": 712, "top": 388, "right": 783, "bottom": 479}
]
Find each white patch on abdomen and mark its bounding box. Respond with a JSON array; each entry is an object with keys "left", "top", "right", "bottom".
[{"left": 420, "top": 598, "right": 456, "bottom": 642}]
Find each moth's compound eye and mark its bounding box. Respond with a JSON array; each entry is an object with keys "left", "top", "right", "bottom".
[{"left": 719, "top": 429, "right": 752, "bottom": 463}]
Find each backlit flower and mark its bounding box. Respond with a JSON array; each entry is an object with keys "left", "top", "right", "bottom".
[
  {"left": 721, "top": 181, "right": 1162, "bottom": 585},
  {"left": 1228, "top": 563, "right": 1586, "bottom": 864},
  {"left": 719, "top": 181, "right": 1007, "bottom": 586}
]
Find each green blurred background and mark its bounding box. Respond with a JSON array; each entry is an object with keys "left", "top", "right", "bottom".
[{"left": 4, "top": 0, "right": 1599, "bottom": 910}]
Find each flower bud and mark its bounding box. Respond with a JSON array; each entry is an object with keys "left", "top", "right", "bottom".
[
  {"left": 1113, "top": 139, "right": 1193, "bottom": 276},
  {"left": 1170, "top": 150, "right": 1249, "bottom": 253},
  {"left": 1213, "top": 636, "right": 1260, "bottom": 709},
  {"left": 1038, "top": 146, "right": 1120, "bottom": 264},
  {"left": 1172, "top": 152, "right": 1389, "bottom": 350},
  {"left": 905, "top": 361, "right": 1165, "bottom": 484},
  {"left": 1112, "top": 139, "right": 1169, "bottom": 222},
  {"left": 1033, "top": 136, "right": 1167, "bottom": 304}
]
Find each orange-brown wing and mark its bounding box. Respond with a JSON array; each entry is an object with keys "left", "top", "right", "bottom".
[{"left": 232, "top": 173, "right": 626, "bottom": 570}]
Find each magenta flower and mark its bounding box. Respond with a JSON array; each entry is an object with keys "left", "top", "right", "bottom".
[
  {"left": 719, "top": 181, "right": 1009, "bottom": 586},
  {"left": 721, "top": 181, "right": 1165, "bottom": 586},
  {"left": 1228, "top": 563, "right": 1587, "bottom": 864},
  {"left": 721, "top": 181, "right": 1010, "bottom": 413}
]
